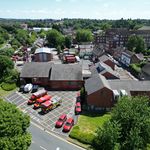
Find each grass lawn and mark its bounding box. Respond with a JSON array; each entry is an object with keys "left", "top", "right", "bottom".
[
  {"left": 69, "top": 112, "right": 111, "bottom": 145},
  {"left": 0, "top": 84, "right": 17, "bottom": 98}
]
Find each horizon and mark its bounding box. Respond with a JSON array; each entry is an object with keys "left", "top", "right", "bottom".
[{"left": 0, "top": 0, "right": 150, "bottom": 19}]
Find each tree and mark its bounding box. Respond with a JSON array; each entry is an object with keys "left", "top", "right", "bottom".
[
  {"left": 64, "top": 36, "right": 72, "bottom": 48},
  {"left": 127, "top": 35, "right": 145, "bottom": 53},
  {"left": 0, "top": 100, "right": 31, "bottom": 150},
  {"left": 76, "top": 29, "right": 93, "bottom": 43},
  {"left": 0, "top": 55, "right": 14, "bottom": 80},
  {"left": 46, "top": 29, "right": 64, "bottom": 48},
  {"left": 100, "top": 23, "right": 112, "bottom": 31},
  {"left": 93, "top": 96, "right": 150, "bottom": 150},
  {"left": 0, "top": 48, "right": 15, "bottom": 57}
]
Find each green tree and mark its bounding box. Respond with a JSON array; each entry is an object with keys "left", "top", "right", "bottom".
[
  {"left": 0, "top": 100, "right": 31, "bottom": 150},
  {"left": 94, "top": 96, "right": 150, "bottom": 150},
  {"left": 0, "top": 55, "right": 14, "bottom": 80},
  {"left": 100, "top": 23, "right": 112, "bottom": 31},
  {"left": 0, "top": 48, "right": 14, "bottom": 57},
  {"left": 112, "top": 96, "right": 150, "bottom": 149},
  {"left": 127, "top": 35, "right": 145, "bottom": 53},
  {"left": 64, "top": 36, "right": 72, "bottom": 48},
  {"left": 76, "top": 29, "right": 93, "bottom": 43},
  {"left": 93, "top": 121, "right": 121, "bottom": 150},
  {"left": 46, "top": 29, "right": 64, "bottom": 48}
]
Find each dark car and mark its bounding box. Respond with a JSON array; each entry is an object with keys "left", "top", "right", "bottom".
[
  {"left": 63, "top": 118, "right": 74, "bottom": 132},
  {"left": 31, "top": 85, "right": 39, "bottom": 93},
  {"left": 19, "top": 85, "right": 25, "bottom": 92},
  {"left": 55, "top": 114, "right": 67, "bottom": 128}
]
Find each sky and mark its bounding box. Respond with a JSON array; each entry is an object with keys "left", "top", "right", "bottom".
[{"left": 0, "top": 0, "right": 150, "bottom": 19}]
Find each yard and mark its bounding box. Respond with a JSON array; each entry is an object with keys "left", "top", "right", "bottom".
[{"left": 69, "top": 112, "right": 111, "bottom": 145}]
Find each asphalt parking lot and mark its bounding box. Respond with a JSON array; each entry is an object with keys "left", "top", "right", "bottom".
[{"left": 5, "top": 90, "right": 78, "bottom": 137}]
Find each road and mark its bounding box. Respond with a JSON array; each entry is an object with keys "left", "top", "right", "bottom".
[{"left": 29, "top": 123, "right": 85, "bottom": 150}]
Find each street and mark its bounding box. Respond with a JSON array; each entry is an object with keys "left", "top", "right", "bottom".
[{"left": 29, "top": 123, "right": 84, "bottom": 150}]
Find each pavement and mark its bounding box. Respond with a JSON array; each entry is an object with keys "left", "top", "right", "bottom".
[
  {"left": 5, "top": 90, "right": 79, "bottom": 137},
  {"left": 29, "top": 123, "right": 85, "bottom": 150}
]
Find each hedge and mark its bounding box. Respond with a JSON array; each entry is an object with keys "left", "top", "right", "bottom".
[
  {"left": 69, "top": 125, "right": 95, "bottom": 145},
  {"left": 1, "top": 82, "right": 16, "bottom": 91}
]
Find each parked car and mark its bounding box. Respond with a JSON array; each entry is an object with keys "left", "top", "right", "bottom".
[
  {"left": 55, "top": 114, "right": 67, "bottom": 128},
  {"left": 19, "top": 85, "right": 25, "bottom": 92},
  {"left": 31, "top": 85, "right": 39, "bottom": 93},
  {"left": 75, "top": 102, "right": 81, "bottom": 115},
  {"left": 24, "top": 83, "right": 33, "bottom": 93},
  {"left": 63, "top": 118, "right": 74, "bottom": 132}
]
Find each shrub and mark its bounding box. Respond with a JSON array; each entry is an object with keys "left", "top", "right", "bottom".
[
  {"left": 1, "top": 82, "right": 16, "bottom": 91},
  {"left": 69, "top": 125, "right": 95, "bottom": 145}
]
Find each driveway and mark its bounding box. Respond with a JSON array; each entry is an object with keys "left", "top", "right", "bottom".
[{"left": 5, "top": 90, "right": 78, "bottom": 137}]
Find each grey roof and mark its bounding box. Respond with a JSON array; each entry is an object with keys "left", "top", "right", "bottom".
[
  {"left": 134, "top": 53, "right": 144, "bottom": 61},
  {"left": 20, "top": 62, "right": 53, "bottom": 78},
  {"left": 122, "top": 50, "right": 134, "bottom": 57},
  {"left": 142, "top": 63, "right": 150, "bottom": 75},
  {"left": 90, "top": 62, "right": 119, "bottom": 78},
  {"left": 109, "top": 80, "right": 150, "bottom": 95},
  {"left": 85, "top": 74, "right": 111, "bottom": 95},
  {"left": 35, "top": 47, "right": 52, "bottom": 54},
  {"left": 99, "top": 54, "right": 114, "bottom": 62},
  {"left": 50, "top": 64, "right": 83, "bottom": 80}
]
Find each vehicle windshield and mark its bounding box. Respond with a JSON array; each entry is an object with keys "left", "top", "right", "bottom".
[
  {"left": 58, "top": 118, "right": 63, "bottom": 121},
  {"left": 76, "top": 106, "right": 80, "bottom": 108},
  {"left": 65, "top": 122, "right": 71, "bottom": 126}
]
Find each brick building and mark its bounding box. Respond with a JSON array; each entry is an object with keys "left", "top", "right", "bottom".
[
  {"left": 85, "top": 74, "right": 150, "bottom": 110},
  {"left": 20, "top": 62, "right": 83, "bottom": 90}
]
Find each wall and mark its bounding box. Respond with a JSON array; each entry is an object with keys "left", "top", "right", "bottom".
[
  {"left": 34, "top": 53, "right": 52, "bottom": 62},
  {"left": 48, "top": 80, "right": 84, "bottom": 90},
  {"left": 87, "top": 87, "right": 113, "bottom": 108}
]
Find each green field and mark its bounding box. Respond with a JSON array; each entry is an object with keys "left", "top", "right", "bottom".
[{"left": 69, "top": 112, "right": 111, "bottom": 145}]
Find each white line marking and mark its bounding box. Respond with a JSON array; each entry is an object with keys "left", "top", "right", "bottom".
[
  {"left": 40, "top": 146, "right": 47, "bottom": 150},
  {"left": 56, "top": 147, "right": 60, "bottom": 150},
  {"left": 32, "top": 140, "right": 35, "bottom": 143}
]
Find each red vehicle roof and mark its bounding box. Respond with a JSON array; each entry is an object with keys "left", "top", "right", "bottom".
[
  {"left": 37, "top": 95, "right": 51, "bottom": 103},
  {"left": 59, "top": 114, "right": 67, "bottom": 120},
  {"left": 67, "top": 117, "right": 74, "bottom": 123},
  {"left": 76, "top": 102, "right": 81, "bottom": 106},
  {"left": 41, "top": 100, "right": 52, "bottom": 107}
]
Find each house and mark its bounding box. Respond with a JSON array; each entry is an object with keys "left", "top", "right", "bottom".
[
  {"left": 90, "top": 62, "right": 120, "bottom": 79},
  {"left": 78, "top": 44, "right": 94, "bottom": 58},
  {"left": 141, "top": 63, "right": 150, "bottom": 80},
  {"left": 99, "top": 54, "right": 115, "bottom": 70},
  {"left": 131, "top": 53, "right": 144, "bottom": 64},
  {"left": 34, "top": 47, "right": 53, "bottom": 62},
  {"left": 85, "top": 74, "right": 150, "bottom": 110},
  {"left": 20, "top": 62, "right": 83, "bottom": 90},
  {"left": 120, "top": 50, "right": 134, "bottom": 66},
  {"left": 85, "top": 74, "right": 113, "bottom": 109}
]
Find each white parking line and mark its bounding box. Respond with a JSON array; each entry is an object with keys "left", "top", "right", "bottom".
[
  {"left": 7, "top": 94, "right": 19, "bottom": 102},
  {"left": 40, "top": 146, "right": 47, "bottom": 150}
]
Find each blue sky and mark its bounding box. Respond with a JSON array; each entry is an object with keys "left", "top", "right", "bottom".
[{"left": 0, "top": 0, "right": 150, "bottom": 19}]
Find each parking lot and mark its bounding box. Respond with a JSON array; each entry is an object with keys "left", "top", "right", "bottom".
[{"left": 5, "top": 90, "right": 78, "bottom": 137}]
